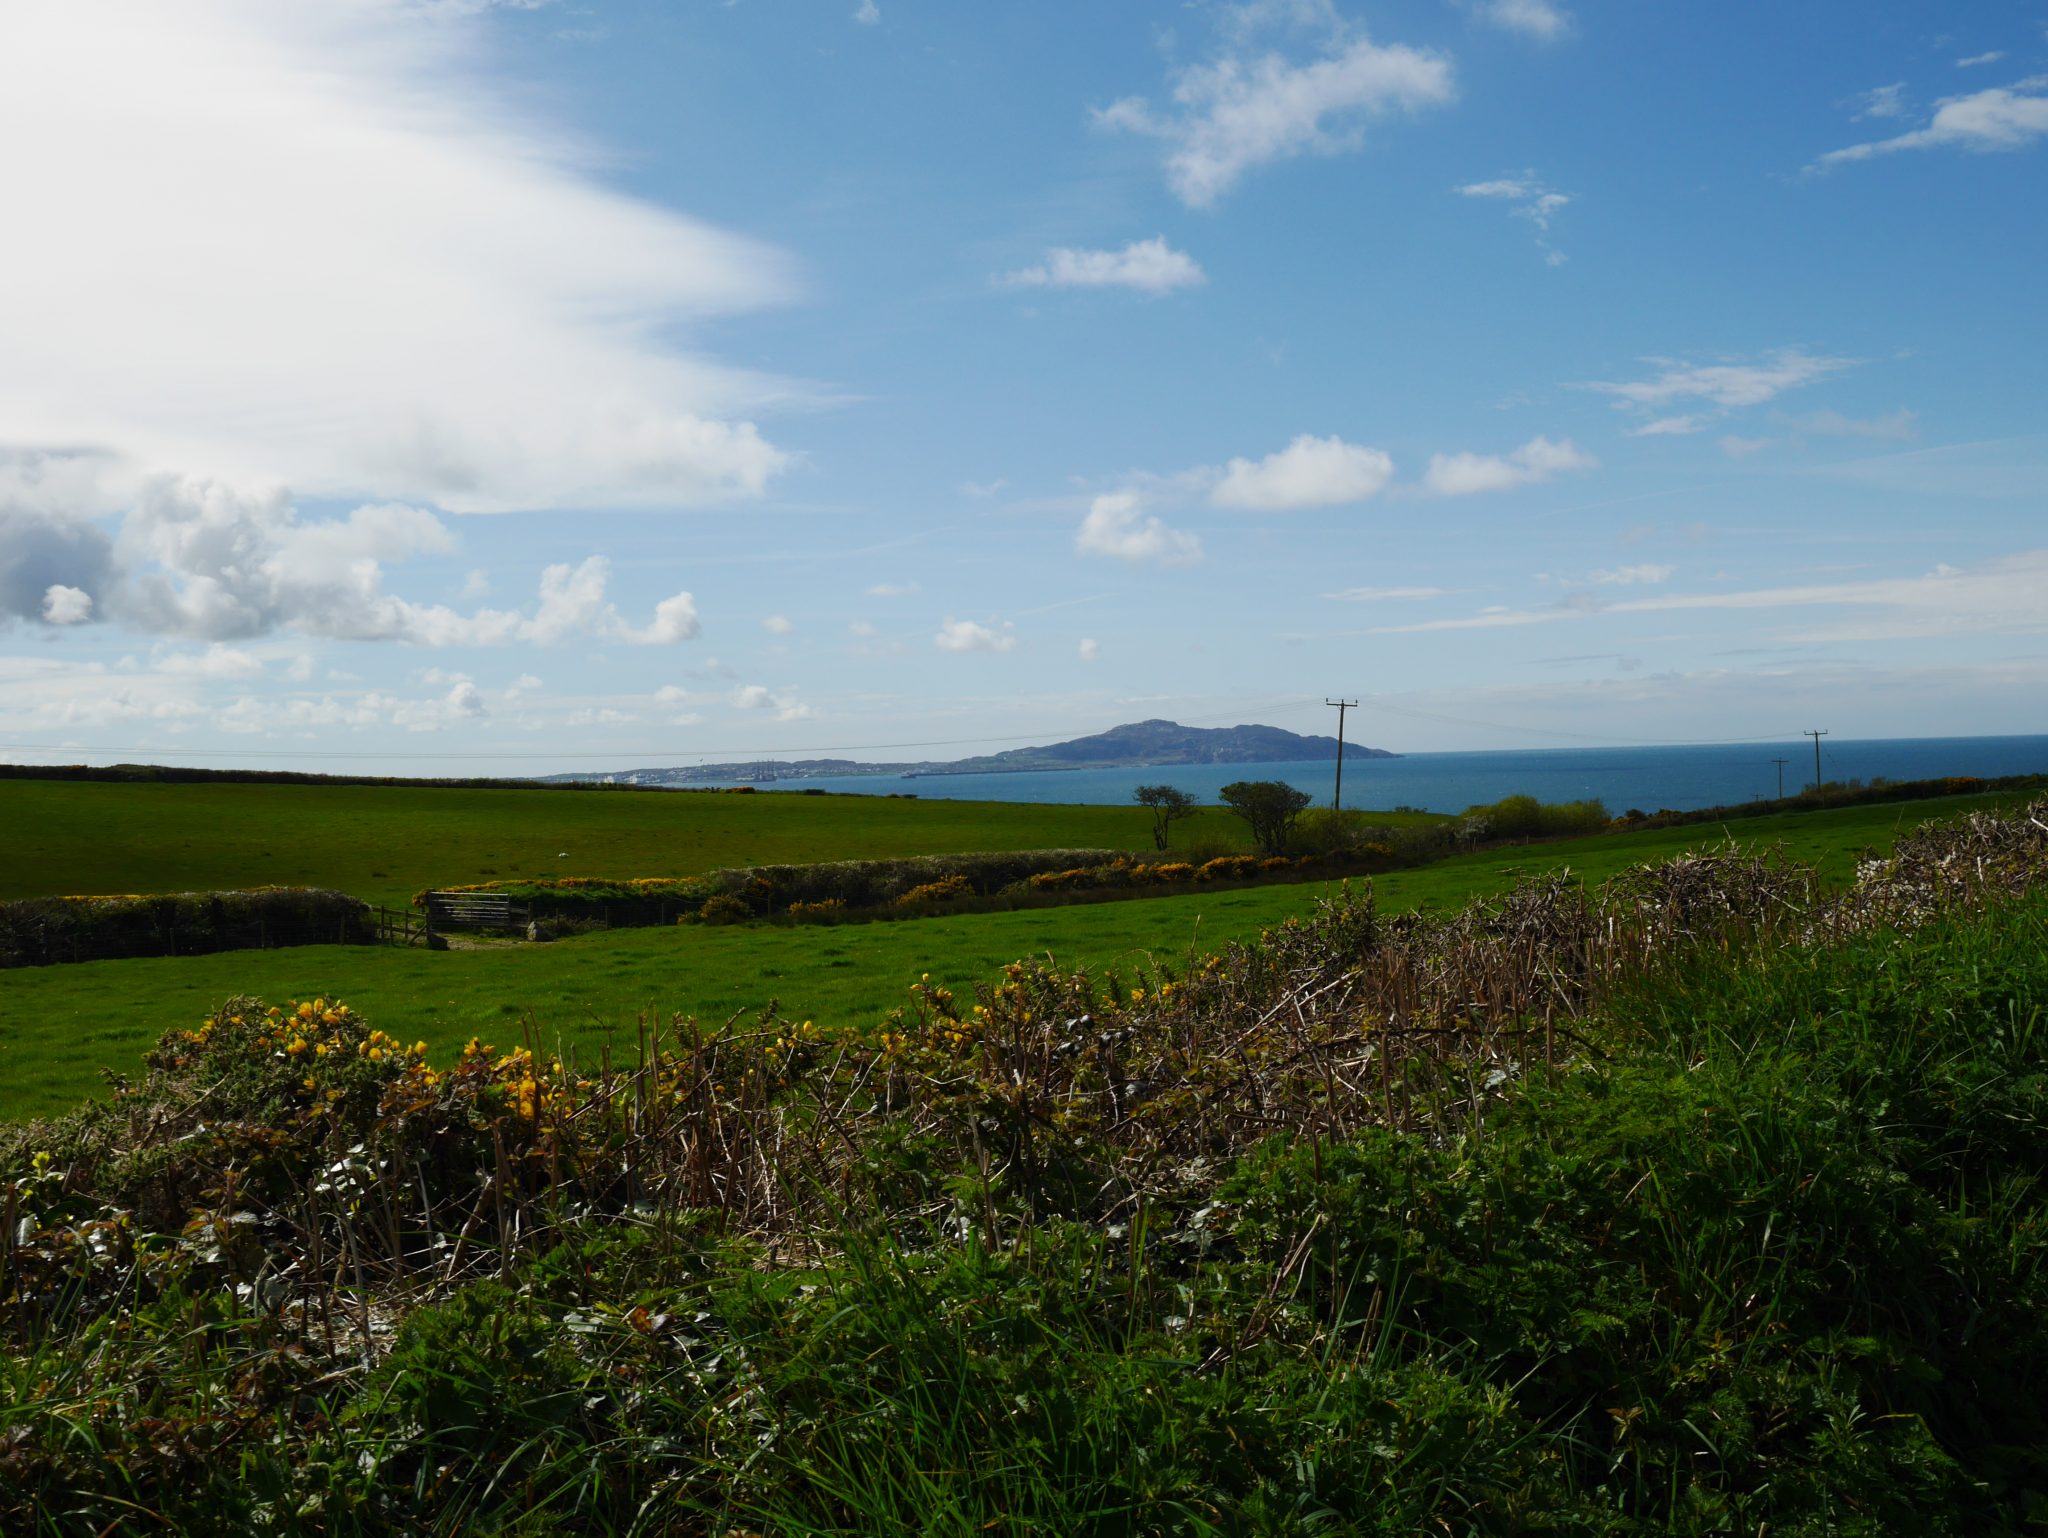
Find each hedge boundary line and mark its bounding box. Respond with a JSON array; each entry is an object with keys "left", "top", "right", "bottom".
[{"left": 0, "top": 888, "right": 371, "bottom": 969}]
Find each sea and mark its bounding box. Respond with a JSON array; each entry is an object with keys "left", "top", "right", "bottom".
[{"left": 700, "top": 736, "right": 2048, "bottom": 817}]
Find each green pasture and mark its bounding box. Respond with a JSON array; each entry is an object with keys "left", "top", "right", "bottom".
[
  {"left": 0, "top": 778, "right": 1452, "bottom": 911},
  {"left": 0, "top": 788, "right": 2014, "bottom": 1121}
]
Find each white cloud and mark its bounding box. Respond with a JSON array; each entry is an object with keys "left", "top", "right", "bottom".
[
  {"left": 934, "top": 618, "right": 1018, "bottom": 653},
  {"left": 1094, "top": 16, "right": 1455, "bottom": 207},
  {"left": 999, "top": 237, "right": 1206, "bottom": 296},
  {"left": 1368, "top": 551, "right": 2048, "bottom": 641},
  {"left": 1815, "top": 80, "right": 2048, "bottom": 169},
  {"left": 959, "top": 480, "right": 1008, "bottom": 498},
  {"left": 0, "top": 1, "right": 797, "bottom": 515},
  {"left": 1629, "top": 416, "right": 1707, "bottom": 438},
  {"left": 1325, "top": 585, "right": 1445, "bottom": 601},
  {"left": 1422, "top": 435, "right": 1595, "bottom": 495},
  {"left": 1720, "top": 435, "right": 1774, "bottom": 458},
  {"left": 1075, "top": 491, "right": 1204, "bottom": 565},
  {"left": 1078, "top": 637, "right": 1100, "bottom": 661},
  {"left": 41, "top": 585, "right": 93, "bottom": 624},
  {"left": 1957, "top": 51, "right": 2007, "bottom": 68},
  {"left": 1584, "top": 564, "right": 1674, "bottom": 586},
  {"left": 848, "top": 620, "right": 878, "bottom": 639},
  {"left": 285, "top": 653, "right": 316, "bottom": 682},
  {"left": 865, "top": 580, "right": 921, "bottom": 598},
  {"left": 1211, "top": 434, "right": 1394, "bottom": 510},
  {"left": 854, "top": 0, "right": 880, "bottom": 23},
  {"left": 617, "top": 590, "right": 702, "bottom": 646},
  {"left": 1588, "top": 349, "right": 1855, "bottom": 413},
  {"left": 1843, "top": 82, "right": 1909, "bottom": 120},
  {"left": 1472, "top": 0, "right": 1569, "bottom": 42},
  {"left": 155, "top": 644, "right": 266, "bottom": 678},
  {"left": 1457, "top": 171, "right": 1571, "bottom": 263},
  {"left": 732, "top": 683, "right": 813, "bottom": 720},
  {"left": 763, "top": 614, "right": 795, "bottom": 635}
]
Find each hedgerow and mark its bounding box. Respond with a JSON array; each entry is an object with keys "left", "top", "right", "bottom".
[{"left": 0, "top": 887, "right": 370, "bottom": 969}]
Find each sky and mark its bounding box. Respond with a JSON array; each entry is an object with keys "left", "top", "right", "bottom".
[{"left": 2, "top": 0, "right": 2045, "bottom": 772}]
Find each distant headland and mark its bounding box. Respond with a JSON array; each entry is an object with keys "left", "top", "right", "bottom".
[{"left": 545, "top": 718, "right": 1399, "bottom": 788}]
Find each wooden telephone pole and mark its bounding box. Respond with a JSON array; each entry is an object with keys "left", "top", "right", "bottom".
[
  {"left": 1804, "top": 730, "right": 1828, "bottom": 794},
  {"left": 1771, "top": 757, "right": 1789, "bottom": 800},
  {"left": 1327, "top": 699, "right": 1358, "bottom": 813}
]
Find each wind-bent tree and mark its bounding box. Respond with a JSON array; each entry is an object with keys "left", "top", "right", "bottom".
[
  {"left": 1134, "top": 783, "right": 1198, "bottom": 850},
  {"left": 1218, "top": 779, "right": 1313, "bottom": 856}
]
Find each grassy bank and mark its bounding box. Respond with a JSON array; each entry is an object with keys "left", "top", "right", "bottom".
[
  {"left": 0, "top": 789, "right": 2022, "bottom": 1121},
  {"left": 4, "top": 801, "right": 2045, "bottom": 1532}
]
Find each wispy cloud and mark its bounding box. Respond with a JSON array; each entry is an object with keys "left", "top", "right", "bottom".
[
  {"left": 1813, "top": 78, "right": 2048, "bottom": 170},
  {"left": 1957, "top": 50, "right": 2007, "bottom": 68},
  {"left": 1457, "top": 171, "right": 1572, "bottom": 263},
  {"left": 1587, "top": 349, "right": 1856, "bottom": 413},
  {"left": 1093, "top": 7, "right": 1454, "bottom": 207},
  {"left": 998, "top": 237, "right": 1205, "bottom": 296},
  {"left": 1369, "top": 551, "right": 2048, "bottom": 641},
  {"left": 1470, "top": 0, "right": 1570, "bottom": 43},
  {"left": 1324, "top": 585, "right": 1446, "bottom": 601}
]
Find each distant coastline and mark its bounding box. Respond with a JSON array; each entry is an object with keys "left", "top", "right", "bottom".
[{"left": 548, "top": 717, "right": 1397, "bottom": 790}]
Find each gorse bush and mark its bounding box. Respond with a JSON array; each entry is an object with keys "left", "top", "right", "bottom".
[{"left": 6, "top": 798, "right": 2048, "bottom": 1533}]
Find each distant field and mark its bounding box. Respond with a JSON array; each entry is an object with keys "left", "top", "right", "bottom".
[
  {"left": 0, "top": 779, "right": 1435, "bottom": 909},
  {"left": 0, "top": 789, "right": 2015, "bottom": 1122}
]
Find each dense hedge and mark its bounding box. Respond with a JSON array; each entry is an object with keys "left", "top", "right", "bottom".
[{"left": 0, "top": 888, "right": 371, "bottom": 969}]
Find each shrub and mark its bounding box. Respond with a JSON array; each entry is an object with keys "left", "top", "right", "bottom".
[
  {"left": 895, "top": 876, "right": 975, "bottom": 911},
  {"left": 1151, "top": 862, "right": 1195, "bottom": 883},
  {"left": 696, "top": 893, "right": 754, "bottom": 925},
  {"left": 1197, "top": 855, "right": 1261, "bottom": 883},
  {"left": 1028, "top": 867, "right": 1101, "bottom": 893},
  {"left": 787, "top": 898, "right": 848, "bottom": 923}
]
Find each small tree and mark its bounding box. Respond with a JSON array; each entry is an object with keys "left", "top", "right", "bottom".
[
  {"left": 1134, "top": 783, "right": 1198, "bottom": 850},
  {"left": 1218, "top": 779, "right": 1313, "bottom": 856}
]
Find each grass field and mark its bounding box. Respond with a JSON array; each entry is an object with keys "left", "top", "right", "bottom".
[
  {"left": 0, "top": 778, "right": 1453, "bottom": 909},
  {"left": 0, "top": 789, "right": 2014, "bottom": 1121}
]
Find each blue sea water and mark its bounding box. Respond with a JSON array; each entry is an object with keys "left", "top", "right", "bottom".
[{"left": 724, "top": 736, "right": 2048, "bottom": 816}]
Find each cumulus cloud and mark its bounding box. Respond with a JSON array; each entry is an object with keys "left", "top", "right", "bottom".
[
  {"left": 1094, "top": 10, "right": 1454, "bottom": 207},
  {"left": 84, "top": 476, "right": 702, "bottom": 647},
  {"left": 763, "top": 614, "right": 794, "bottom": 635},
  {"left": 854, "top": 0, "right": 880, "bottom": 23},
  {"left": 999, "top": 238, "right": 1206, "bottom": 296},
  {"left": 1211, "top": 434, "right": 1394, "bottom": 510},
  {"left": 1422, "top": 435, "right": 1595, "bottom": 495},
  {"left": 1078, "top": 637, "right": 1100, "bottom": 661},
  {"left": 934, "top": 618, "right": 1017, "bottom": 653},
  {"left": 1075, "top": 491, "right": 1204, "bottom": 565},
  {"left": 41, "top": 585, "right": 93, "bottom": 625},
  {"left": 155, "top": 644, "right": 266, "bottom": 678},
  {"left": 1814, "top": 79, "right": 2048, "bottom": 169},
  {"left": 732, "top": 683, "right": 813, "bottom": 720},
  {"left": 865, "top": 581, "right": 921, "bottom": 598},
  {"left": 0, "top": 1, "right": 798, "bottom": 514}
]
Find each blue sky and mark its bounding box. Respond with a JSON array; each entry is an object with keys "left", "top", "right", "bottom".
[{"left": 2, "top": 0, "right": 2044, "bottom": 770}]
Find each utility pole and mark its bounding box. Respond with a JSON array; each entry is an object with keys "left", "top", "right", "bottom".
[
  {"left": 1771, "top": 757, "right": 1789, "bottom": 800},
  {"left": 1326, "top": 698, "right": 1358, "bottom": 813},
  {"left": 1803, "top": 730, "right": 1828, "bottom": 794}
]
